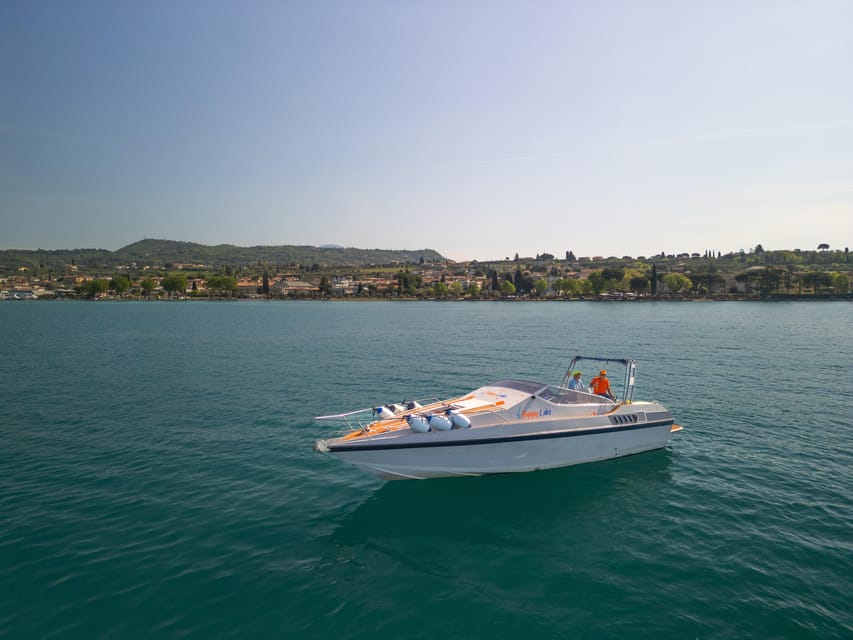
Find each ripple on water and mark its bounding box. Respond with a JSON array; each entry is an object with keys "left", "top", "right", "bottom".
[{"left": 1, "top": 301, "right": 851, "bottom": 639}]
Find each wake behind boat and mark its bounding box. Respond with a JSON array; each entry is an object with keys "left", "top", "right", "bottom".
[{"left": 314, "top": 356, "right": 681, "bottom": 480}]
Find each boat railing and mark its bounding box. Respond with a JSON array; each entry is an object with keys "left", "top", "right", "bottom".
[
  {"left": 315, "top": 396, "right": 460, "bottom": 436},
  {"left": 561, "top": 355, "right": 637, "bottom": 405}
]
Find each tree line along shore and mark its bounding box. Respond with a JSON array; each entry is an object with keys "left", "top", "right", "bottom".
[{"left": 1, "top": 244, "right": 850, "bottom": 301}]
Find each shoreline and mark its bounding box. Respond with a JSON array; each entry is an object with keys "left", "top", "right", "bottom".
[{"left": 10, "top": 293, "right": 851, "bottom": 303}]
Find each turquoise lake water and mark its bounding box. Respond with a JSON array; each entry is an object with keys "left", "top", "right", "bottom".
[{"left": 1, "top": 300, "right": 851, "bottom": 639}]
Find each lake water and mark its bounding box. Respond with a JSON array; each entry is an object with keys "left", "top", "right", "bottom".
[{"left": 1, "top": 300, "right": 851, "bottom": 639}]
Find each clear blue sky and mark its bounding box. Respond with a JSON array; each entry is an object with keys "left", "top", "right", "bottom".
[{"left": 2, "top": 0, "right": 851, "bottom": 261}]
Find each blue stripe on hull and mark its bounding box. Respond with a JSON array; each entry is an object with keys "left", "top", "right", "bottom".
[{"left": 328, "top": 418, "right": 674, "bottom": 453}]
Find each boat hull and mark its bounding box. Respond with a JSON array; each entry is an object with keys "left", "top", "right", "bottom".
[{"left": 319, "top": 417, "right": 675, "bottom": 480}]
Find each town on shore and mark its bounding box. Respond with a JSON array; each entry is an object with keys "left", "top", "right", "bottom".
[{"left": 1, "top": 240, "right": 850, "bottom": 301}]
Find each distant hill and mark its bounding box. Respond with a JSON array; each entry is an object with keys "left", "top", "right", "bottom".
[
  {"left": 0, "top": 239, "right": 445, "bottom": 271},
  {"left": 114, "top": 239, "right": 445, "bottom": 267}
]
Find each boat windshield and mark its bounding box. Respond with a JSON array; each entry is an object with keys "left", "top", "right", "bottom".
[
  {"left": 538, "top": 385, "right": 613, "bottom": 405},
  {"left": 489, "top": 379, "right": 548, "bottom": 395}
]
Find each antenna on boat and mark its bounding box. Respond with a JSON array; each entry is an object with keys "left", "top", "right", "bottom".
[{"left": 624, "top": 359, "right": 637, "bottom": 404}]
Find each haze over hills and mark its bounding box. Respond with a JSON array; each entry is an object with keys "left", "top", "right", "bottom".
[{"left": 0, "top": 239, "right": 445, "bottom": 270}]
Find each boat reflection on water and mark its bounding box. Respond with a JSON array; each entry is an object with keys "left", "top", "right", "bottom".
[{"left": 330, "top": 449, "right": 676, "bottom": 547}]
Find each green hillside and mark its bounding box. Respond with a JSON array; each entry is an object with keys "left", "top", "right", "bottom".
[{"left": 0, "top": 239, "right": 445, "bottom": 271}]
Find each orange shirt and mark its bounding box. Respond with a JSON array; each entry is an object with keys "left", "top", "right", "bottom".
[{"left": 590, "top": 376, "right": 612, "bottom": 396}]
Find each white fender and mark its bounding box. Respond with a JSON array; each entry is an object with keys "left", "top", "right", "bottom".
[
  {"left": 407, "top": 415, "right": 430, "bottom": 433},
  {"left": 374, "top": 406, "right": 396, "bottom": 420},
  {"left": 428, "top": 414, "right": 453, "bottom": 431},
  {"left": 449, "top": 411, "right": 471, "bottom": 428}
]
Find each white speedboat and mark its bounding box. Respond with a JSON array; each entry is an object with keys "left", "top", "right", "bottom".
[{"left": 314, "top": 356, "right": 681, "bottom": 480}]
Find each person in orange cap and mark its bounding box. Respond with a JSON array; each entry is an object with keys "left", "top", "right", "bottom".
[{"left": 590, "top": 369, "right": 615, "bottom": 400}]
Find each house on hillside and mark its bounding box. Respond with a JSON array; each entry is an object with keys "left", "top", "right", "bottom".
[
  {"left": 272, "top": 277, "right": 317, "bottom": 297},
  {"left": 237, "top": 278, "right": 262, "bottom": 297},
  {"left": 333, "top": 276, "right": 355, "bottom": 296}
]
